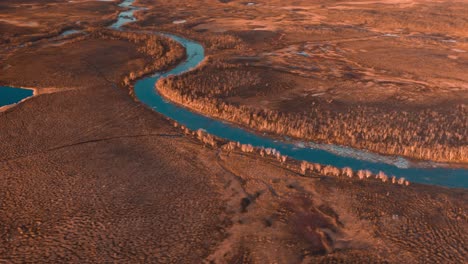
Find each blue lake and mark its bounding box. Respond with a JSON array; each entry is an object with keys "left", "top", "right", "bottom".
[{"left": 0, "top": 86, "right": 33, "bottom": 107}]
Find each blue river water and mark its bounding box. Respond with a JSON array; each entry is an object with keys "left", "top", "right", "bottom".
[
  {"left": 133, "top": 35, "right": 467, "bottom": 188},
  {"left": 2, "top": 0, "right": 466, "bottom": 188},
  {"left": 122, "top": 0, "right": 466, "bottom": 188},
  {"left": 110, "top": 0, "right": 142, "bottom": 29},
  {"left": 0, "top": 86, "right": 33, "bottom": 107},
  {"left": 60, "top": 29, "right": 81, "bottom": 37}
]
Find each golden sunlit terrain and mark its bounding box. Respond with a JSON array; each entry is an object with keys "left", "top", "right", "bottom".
[
  {"left": 134, "top": 0, "right": 468, "bottom": 163},
  {"left": 0, "top": 0, "right": 466, "bottom": 263}
]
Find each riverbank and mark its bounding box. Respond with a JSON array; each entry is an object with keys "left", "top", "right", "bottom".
[
  {"left": 155, "top": 60, "right": 467, "bottom": 165},
  {"left": 132, "top": 34, "right": 467, "bottom": 188}
]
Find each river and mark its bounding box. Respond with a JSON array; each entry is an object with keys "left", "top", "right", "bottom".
[{"left": 2, "top": 0, "right": 466, "bottom": 188}]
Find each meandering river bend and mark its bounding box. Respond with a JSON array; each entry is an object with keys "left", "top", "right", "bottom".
[{"left": 1, "top": 0, "right": 466, "bottom": 188}]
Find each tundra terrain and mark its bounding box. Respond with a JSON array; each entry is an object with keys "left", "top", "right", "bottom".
[
  {"left": 131, "top": 0, "right": 468, "bottom": 163},
  {"left": 0, "top": 0, "right": 466, "bottom": 263}
]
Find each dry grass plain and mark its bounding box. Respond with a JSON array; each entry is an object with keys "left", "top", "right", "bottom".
[{"left": 0, "top": 0, "right": 467, "bottom": 263}]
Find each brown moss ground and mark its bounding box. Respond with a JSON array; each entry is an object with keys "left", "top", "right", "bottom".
[
  {"left": 0, "top": 31, "right": 226, "bottom": 262},
  {"left": 0, "top": 0, "right": 466, "bottom": 263},
  {"left": 0, "top": 0, "right": 120, "bottom": 46},
  {"left": 1, "top": 38, "right": 144, "bottom": 89},
  {"left": 1, "top": 85, "right": 465, "bottom": 262},
  {"left": 0, "top": 89, "right": 227, "bottom": 262},
  {"left": 208, "top": 151, "right": 467, "bottom": 263},
  {"left": 0, "top": 29, "right": 184, "bottom": 90}
]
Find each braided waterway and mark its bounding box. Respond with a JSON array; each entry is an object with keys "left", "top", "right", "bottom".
[{"left": 2, "top": 0, "right": 467, "bottom": 188}]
